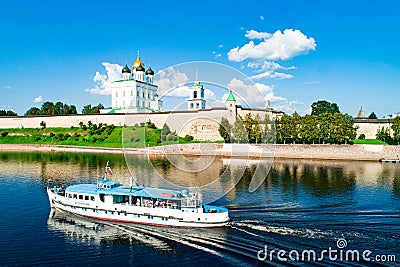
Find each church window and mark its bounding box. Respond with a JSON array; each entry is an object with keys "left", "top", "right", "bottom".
[
  {"left": 148, "top": 93, "right": 150, "bottom": 99},
  {"left": 143, "top": 92, "right": 145, "bottom": 97},
  {"left": 201, "top": 90, "right": 204, "bottom": 98},
  {"left": 137, "top": 100, "right": 139, "bottom": 106},
  {"left": 131, "top": 91, "right": 133, "bottom": 96},
  {"left": 196, "top": 103, "right": 199, "bottom": 109},
  {"left": 116, "top": 92, "right": 118, "bottom": 97},
  {"left": 230, "top": 104, "right": 233, "bottom": 107},
  {"left": 190, "top": 103, "right": 194, "bottom": 109},
  {"left": 193, "top": 91, "right": 197, "bottom": 99},
  {"left": 123, "top": 91, "right": 125, "bottom": 97},
  {"left": 123, "top": 100, "right": 125, "bottom": 106},
  {"left": 137, "top": 91, "right": 139, "bottom": 97}
]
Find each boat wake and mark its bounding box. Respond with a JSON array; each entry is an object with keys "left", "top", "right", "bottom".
[{"left": 48, "top": 208, "right": 398, "bottom": 266}]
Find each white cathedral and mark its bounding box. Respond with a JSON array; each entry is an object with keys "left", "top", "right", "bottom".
[
  {"left": 100, "top": 52, "right": 163, "bottom": 114},
  {"left": 101, "top": 52, "right": 211, "bottom": 114}
]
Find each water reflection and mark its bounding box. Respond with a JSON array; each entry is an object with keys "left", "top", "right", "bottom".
[
  {"left": 48, "top": 208, "right": 169, "bottom": 249},
  {"left": 1, "top": 152, "right": 400, "bottom": 203}
]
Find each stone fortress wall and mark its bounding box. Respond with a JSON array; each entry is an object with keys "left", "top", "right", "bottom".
[
  {"left": 0, "top": 106, "right": 279, "bottom": 141},
  {"left": 0, "top": 111, "right": 391, "bottom": 141}
]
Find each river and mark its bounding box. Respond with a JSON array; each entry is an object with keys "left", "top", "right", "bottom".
[{"left": 0, "top": 152, "right": 399, "bottom": 266}]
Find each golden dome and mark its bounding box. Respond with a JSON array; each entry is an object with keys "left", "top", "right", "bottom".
[{"left": 132, "top": 51, "right": 145, "bottom": 69}]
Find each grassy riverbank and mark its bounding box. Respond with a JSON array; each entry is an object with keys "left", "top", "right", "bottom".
[{"left": 0, "top": 124, "right": 198, "bottom": 148}]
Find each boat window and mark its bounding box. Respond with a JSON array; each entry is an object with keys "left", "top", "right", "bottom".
[
  {"left": 85, "top": 195, "right": 89, "bottom": 201},
  {"left": 90, "top": 196, "right": 95, "bottom": 201},
  {"left": 79, "top": 195, "right": 83, "bottom": 200},
  {"left": 73, "top": 194, "right": 77, "bottom": 199},
  {"left": 99, "top": 194, "right": 105, "bottom": 202}
]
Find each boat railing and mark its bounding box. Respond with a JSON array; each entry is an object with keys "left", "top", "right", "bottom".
[
  {"left": 47, "top": 180, "right": 66, "bottom": 196},
  {"left": 181, "top": 193, "right": 202, "bottom": 208}
]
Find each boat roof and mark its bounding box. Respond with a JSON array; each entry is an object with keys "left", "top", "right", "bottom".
[{"left": 66, "top": 180, "right": 186, "bottom": 201}]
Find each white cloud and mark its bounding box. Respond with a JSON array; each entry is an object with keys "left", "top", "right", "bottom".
[
  {"left": 260, "top": 16, "right": 264, "bottom": 21},
  {"left": 240, "top": 26, "right": 244, "bottom": 30},
  {"left": 155, "top": 67, "right": 216, "bottom": 100},
  {"left": 247, "top": 61, "right": 295, "bottom": 80},
  {"left": 156, "top": 67, "right": 189, "bottom": 97},
  {"left": 5, "top": 85, "right": 13, "bottom": 90},
  {"left": 247, "top": 61, "right": 295, "bottom": 71},
  {"left": 226, "top": 78, "right": 282, "bottom": 106},
  {"left": 218, "top": 44, "right": 223, "bottom": 48},
  {"left": 295, "top": 80, "right": 320, "bottom": 86},
  {"left": 86, "top": 62, "right": 123, "bottom": 95},
  {"left": 274, "top": 100, "right": 304, "bottom": 113},
  {"left": 250, "top": 71, "right": 293, "bottom": 80},
  {"left": 33, "top": 96, "right": 42, "bottom": 103},
  {"left": 228, "top": 29, "right": 316, "bottom": 62},
  {"left": 245, "top": 30, "right": 271, "bottom": 40},
  {"left": 225, "top": 78, "right": 303, "bottom": 113},
  {"left": 212, "top": 51, "right": 222, "bottom": 59}
]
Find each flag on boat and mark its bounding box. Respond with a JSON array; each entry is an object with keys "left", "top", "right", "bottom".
[{"left": 108, "top": 167, "right": 113, "bottom": 175}]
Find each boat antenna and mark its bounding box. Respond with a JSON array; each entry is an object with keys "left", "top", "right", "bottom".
[{"left": 104, "top": 161, "right": 109, "bottom": 180}]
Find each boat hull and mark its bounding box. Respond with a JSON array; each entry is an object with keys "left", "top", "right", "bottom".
[{"left": 47, "top": 189, "right": 229, "bottom": 228}]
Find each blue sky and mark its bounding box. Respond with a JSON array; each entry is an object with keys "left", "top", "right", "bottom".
[{"left": 1, "top": 0, "right": 399, "bottom": 117}]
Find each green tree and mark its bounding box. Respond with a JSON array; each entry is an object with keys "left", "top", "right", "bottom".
[
  {"left": 65, "top": 104, "right": 77, "bottom": 114},
  {"left": 25, "top": 107, "right": 41, "bottom": 116},
  {"left": 232, "top": 116, "right": 247, "bottom": 143},
  {"left": 291, "top": 112, "right": 301, "bottom": 143},
  {"left": 242, "top": 113, "right": 254, "bottom": 140},
  {"left": 262, "top": 114, "right": 276, "bottom": 143},
  {"left": 41, "top": 101, "right": 55, "bottom": 115},
  {"left": 0, "top": 110, "right": 17, "bottom": 116},
  {"left": 376, "top": 126, "right": 390, "bottom": 143},
  {"left": 54, "top": 102, "right": 64, "bottom": 116},
  {"left": 90, "top": 103, "right": 104, "bottom": 114},
  {"left": 318, "top": 113, "right": 333, "bottom": 144},
  {"left": 300, "top": 114, "right": 318, "bottom": 144},
  {"left": 277, "top": 114, "right": 293, "bottom": 144},
  {"left": 218, "top": 117, "right": 232, "bottom": 143},
  {"left": 391, "top": 117, "right": 400, "bottom": 144},
  {"left": 311, "top": 100, "right": 340, "bottom": 116},
  {"left": 368, "top": 112, "right": 377, "bottom": 119},
  {"left": 161, "top": 123, "right": 171, "bottom": 141},
  {"left": 251, "top": 115, "right": 262, "bottom": 143},
  {"left": 82, "top": 104, "right": 93, "bottom": 115}
]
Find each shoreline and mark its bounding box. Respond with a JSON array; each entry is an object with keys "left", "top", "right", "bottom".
[{"left": 1, "top": 143, "right": 399, "bottom": 161}]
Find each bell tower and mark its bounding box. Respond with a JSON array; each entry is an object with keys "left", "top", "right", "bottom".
[{"left": 187, "top": 70, "right": 206, "bottom": 110}]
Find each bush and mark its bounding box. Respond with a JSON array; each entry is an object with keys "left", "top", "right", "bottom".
[
  {"left": 167, "top": 133, "right": 178, "bottom": 141},
  {"left": 358, "top": 134, "right": 366, "bottom": 140},
  {"left": 40, "top": 121, "right": 46, "bottom": 129},
  {"left": 1, "top": 132, "right": 8, "bottom": 137},
  {"left": 49, "top": 132, "right": 55, "bottom": 137},
  {"left": 183, "top": 134, "right": 194, "bottom": 142},
  {"left": 56, "top": 133, "right": 64, "bottom": 140}
]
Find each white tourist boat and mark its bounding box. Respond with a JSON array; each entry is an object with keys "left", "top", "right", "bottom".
[{"left": 47, "top": 163, "right": 229, "bottom": 227}]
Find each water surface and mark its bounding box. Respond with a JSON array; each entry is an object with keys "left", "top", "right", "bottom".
[{"left": 0, "top": 152, "right": 399, "bottom": 266}]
